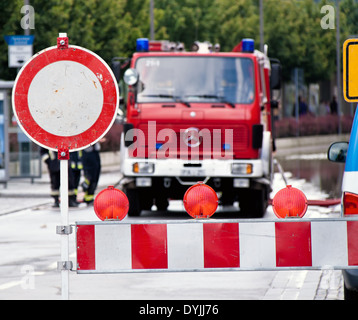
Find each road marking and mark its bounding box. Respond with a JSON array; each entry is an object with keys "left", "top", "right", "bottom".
[
  {"left": 0, "top": 280, "right": 22, "bottom": 290},
  {"left": 0, "top": 271, "right": 45, "bottom": 291}
]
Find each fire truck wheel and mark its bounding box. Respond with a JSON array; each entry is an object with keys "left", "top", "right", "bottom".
[
  {"left": 220, "top": 191, "right": 235, "bottom": 206},
  {"left": 155, "top": 197, "right": 169, "bottom": 211},
  {"left": 124, "top": 187, "right": 153, "bottom": 216},
  {"left": 238, "top": 189, "right": 267, "bottom": 218},
  {"left": 124, "top": 188, "right": 141, "bottom": 216}
]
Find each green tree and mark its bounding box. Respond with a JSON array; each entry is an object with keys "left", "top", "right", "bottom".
[
  {"left": 258, "top": 0, "right": 339, "bottom": 83},
  {"left": 298, "top": 0, "right": 336, "bottom": 83},
  {"left": 208, "top": 0, "right": 258, "bottom": 52},
  {"left": 0, "top": 0, "right": 356, "bottom": 85},
  {"left": 0, "top": 0, "right": 24, "bottom": 80},
  {"left": 341, "top": 0, "right": 358, "bottom": 36},
  {"left": 120, "top": 0, "right": 151, "bottom": 55},
  {"left": 0, "top": 0, "right": 138, "bottom": 79},
  {"left": 154, "top": 0, "right": 215, "bottom": 47}
]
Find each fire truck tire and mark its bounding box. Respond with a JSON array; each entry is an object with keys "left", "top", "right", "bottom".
[
  {"left": 220, "top": 190, "right": 236, "bottom": 206},
  {"left": 124, "top": 187, "right": 153, "bottom": 216},
  {"left": 238, "top": 188, "right": 267, "bottom": 218},
  {"left": 155, "top": 197, "right": 169, "bottom": 211}
]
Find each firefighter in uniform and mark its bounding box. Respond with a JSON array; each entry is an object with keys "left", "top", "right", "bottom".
[
  {"left": 81, "top": 143, "right": 101, "bottom": 205},
  {"left": 41, "top": 148, "right": 78, "bottom": 207},
  {"left": 70, "top": 151, "right": 83, "bottom": 202}
]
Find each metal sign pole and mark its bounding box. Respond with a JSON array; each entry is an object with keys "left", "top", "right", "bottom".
[{"left": 58, "top": 149, "right": 70, "bottom": 300}]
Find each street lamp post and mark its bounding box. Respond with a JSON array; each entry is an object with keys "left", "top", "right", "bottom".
[
  {"left": 260, "top": 0, "right": 264, "bottom": 52},
  {"left": 150, "top": 0, "right": 154, "bottom": 40}
]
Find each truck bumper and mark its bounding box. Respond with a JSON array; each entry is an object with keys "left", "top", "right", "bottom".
[
  {"left": 119, "top": 158, "right": 272, "bottom": 195},
  {"left": 121, "top": 157, "right": 265, "bottom": 179},
  {"left": 119, "top": 131, "right": 272, "bottom": 189}
]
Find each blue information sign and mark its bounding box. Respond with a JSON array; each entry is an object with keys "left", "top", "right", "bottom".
[{"left": 4, "top": 35, "right": 34, "bottom": 46}]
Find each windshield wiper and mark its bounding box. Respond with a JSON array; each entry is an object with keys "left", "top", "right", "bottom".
[
  {"left": 141, "top": 94, "right": 191, "bottom": 107},
  {"left": 187, "top": 94, "right": 235, "bottom": 108}
]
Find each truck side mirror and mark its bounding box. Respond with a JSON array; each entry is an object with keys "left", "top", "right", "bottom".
[
  {"left": 270, "top": 59, "right": 281, "bottom": 90},
  {"left": 111, "top": 59, "right": 121, "bottom": 83},
  {"left": 123, "top": 68, "right": 139, "bottom": 86},
  {"left": 328, "top": 142, "right": 348, "bottom": 163}
]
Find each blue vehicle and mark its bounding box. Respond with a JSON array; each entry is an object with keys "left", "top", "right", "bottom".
[{"left": 328, "top": 111, "right": 358, "bottom": 300}]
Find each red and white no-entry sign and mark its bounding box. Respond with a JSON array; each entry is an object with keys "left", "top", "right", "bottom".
[
  {"left": 12, "top": 34, "right": 119, "bottom": 300},
  {"left": 12, "top": 34, "right": 119, "bottom": 151}
]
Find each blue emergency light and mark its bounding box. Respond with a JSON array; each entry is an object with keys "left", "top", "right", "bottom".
[
  {"left": 136, "top": 38, "right": 149, "bottom": 52},
  {"left": 156, "top": 143, "right": 163, "bottom": 150},
  {"left": 241, "top": 38, "right": 254, "bottom": 53},
  {"left": 223, "top": 143, "right": 231, "bottom": 151}
]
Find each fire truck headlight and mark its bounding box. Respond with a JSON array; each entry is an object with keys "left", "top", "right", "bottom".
[
  {"left": 231, "top": 163, "right": 253, "bottom": 175},
  {"left": 133, "top": 162, "right": 155, "bottom": 174}
]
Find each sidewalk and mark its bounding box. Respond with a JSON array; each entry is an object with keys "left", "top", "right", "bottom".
[
  {"left": 274, "top": 133, "right": 350, "bottom": 157},
  {"left": 0, "top": 164, "right": 122, "bottom": 216}
]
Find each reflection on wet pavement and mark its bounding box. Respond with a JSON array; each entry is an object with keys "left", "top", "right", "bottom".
[{"left": 275, "top": 153, "right": 345, "bottom": 199}]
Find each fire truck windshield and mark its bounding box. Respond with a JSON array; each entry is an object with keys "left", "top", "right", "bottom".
[{"left": 135, "top": 56, "right": 254, "bottom": 105}]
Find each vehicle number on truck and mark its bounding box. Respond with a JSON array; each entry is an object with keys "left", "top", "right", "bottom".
[{"left": 180, "top": 169, "right": 206, "bottom": 176}]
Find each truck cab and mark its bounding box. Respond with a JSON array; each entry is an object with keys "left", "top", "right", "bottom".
[{"left": 120, "top": 38, "right": 280, "bottom": 217}]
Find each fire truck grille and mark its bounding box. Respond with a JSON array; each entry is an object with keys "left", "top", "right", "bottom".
[{"left": 135, "top": 124, "right": 250, "bottom": 159}]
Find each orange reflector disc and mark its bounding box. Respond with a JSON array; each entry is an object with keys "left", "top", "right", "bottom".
[
  {"left": 272, "top": 185, "right": 308, "bottom": 218},
  {"left": 343, "top": 192, "right": 358, "bottom": 215},
  {"left": 94, "top": 186, "right": 129, "bottom": 221},
  {"left": 183, "top": 182, "right": 218, "bottom": 218}
]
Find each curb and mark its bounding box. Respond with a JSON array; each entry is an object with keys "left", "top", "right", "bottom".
[{"left": 275, "top": 134, "right": 350, "bottom": 157}]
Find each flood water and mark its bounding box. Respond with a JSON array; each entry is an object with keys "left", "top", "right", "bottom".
[{"left": 275, "top": 153, "right": 345, "bottom": 199}]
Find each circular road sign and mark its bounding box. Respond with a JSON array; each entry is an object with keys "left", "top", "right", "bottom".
[{"left": 12, "top": 42, "right": 119, "bottom": 151}]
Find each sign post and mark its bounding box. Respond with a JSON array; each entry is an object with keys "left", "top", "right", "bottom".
[
  {"left": 57, "top": 148, "right": 70, "bottom": 300},
  {"left": 12, "top": 33, "right": 119, "bottom": 299},
  {"left": 0, "top": 90, "right": 9, "bottom": 186}
]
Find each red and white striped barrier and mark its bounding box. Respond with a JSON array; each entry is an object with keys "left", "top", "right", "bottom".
[{"left": 76, "top": 219, "right": 358, "bottom": 273}]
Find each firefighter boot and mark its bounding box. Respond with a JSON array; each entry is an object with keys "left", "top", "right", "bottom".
[
  {"left": 84, "top": 193, "right": 94, "bottom": 206},
  {"left": 69, "top": 195, "right": 79, "bottom": 207},
  {"left": 52, "top": 196, "right": 60, "bottom": 208}
]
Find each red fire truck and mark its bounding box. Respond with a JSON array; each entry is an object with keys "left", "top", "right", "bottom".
[{"left": 119, "top": 38, "right": 281, "bottom": 217}]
